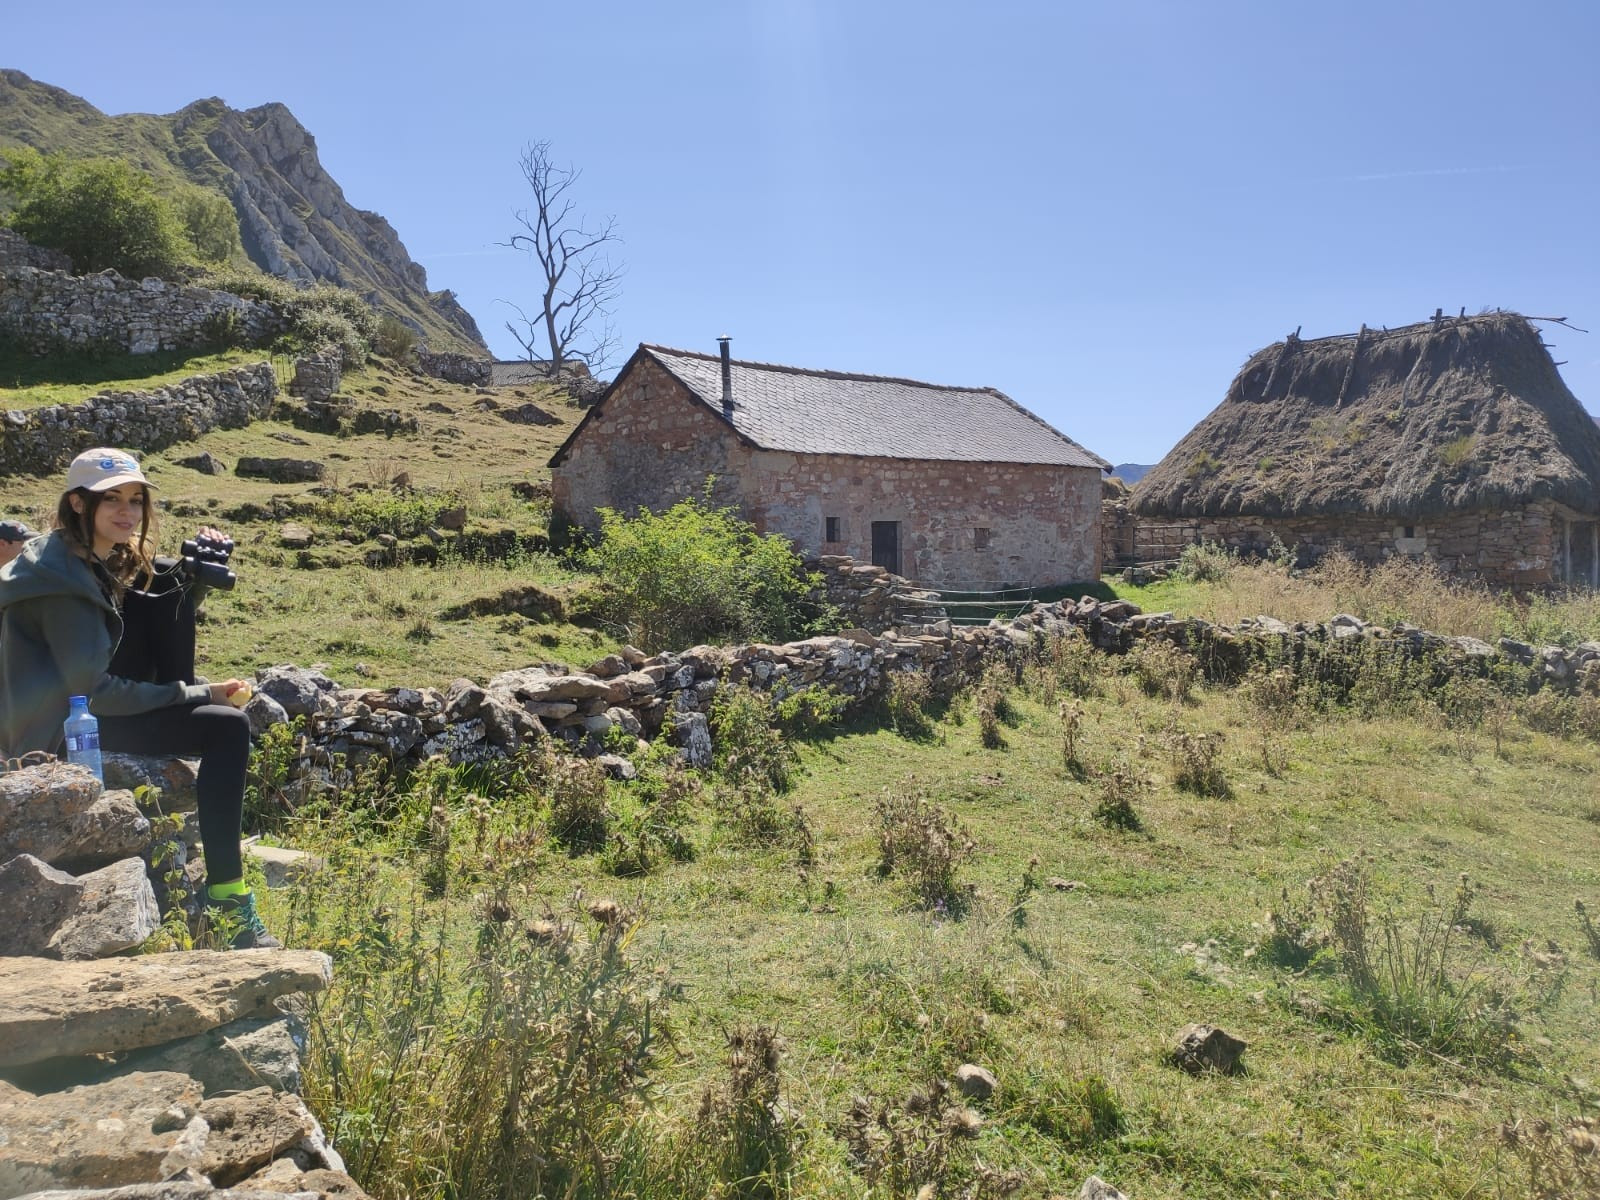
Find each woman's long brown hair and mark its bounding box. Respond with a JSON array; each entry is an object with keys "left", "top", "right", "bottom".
[{"left": 54, "top": 485, "right": 157, "bottom": 597}]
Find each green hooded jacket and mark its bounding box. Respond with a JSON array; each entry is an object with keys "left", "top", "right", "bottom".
[{"left": 0, "top": 530, "right": 210, "bottom": 754}]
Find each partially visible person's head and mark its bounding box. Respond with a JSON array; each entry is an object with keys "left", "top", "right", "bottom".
[
  {"left": 0, "top": 518, "right": 35, "bottom": 568},
  {"left": 56, "top": 448, "right": 157, "bottom": 581}
]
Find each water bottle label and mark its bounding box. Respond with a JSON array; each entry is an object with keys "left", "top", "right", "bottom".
[{"left": 66, "top": 732, "right": 100, "bottom": 752}]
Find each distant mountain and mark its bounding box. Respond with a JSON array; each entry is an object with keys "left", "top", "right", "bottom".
[
  {"left": 0, "top": 69, "right": 486, "bottom": 353},
  {"left": 1111, "top": 462, "right": 1153, "bottom": 484}
]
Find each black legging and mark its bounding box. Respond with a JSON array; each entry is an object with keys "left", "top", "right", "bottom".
[{"left": 100, "top": 567, "right": 248, "bottom": 887}]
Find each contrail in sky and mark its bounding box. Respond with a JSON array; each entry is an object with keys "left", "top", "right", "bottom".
[{"left": 1340, "top": 164, "right": 1533, "bottom": 183}]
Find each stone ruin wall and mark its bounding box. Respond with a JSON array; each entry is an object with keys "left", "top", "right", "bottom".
[
  {"left": 242, "top": 592, "right": 1599, "bottom": 798},
  {"left": 1108, "top": 500, "right": 1589, "bottom": 588},
  {"left": 0, "top": 227, "right": 71, "bottom": 272},
  {"left": 0, "top": 361, "right": 278, "bottom": 477},
  {"left": 0, "top": 259, "right": 284, "bottom": 356},
  {"left": 416, "top": 349, "right": 493, "bottom": 386}
]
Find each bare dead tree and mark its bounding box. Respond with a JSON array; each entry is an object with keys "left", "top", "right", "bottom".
[{"left": 499, "top": 141, "right": 623, "bottom": 376}]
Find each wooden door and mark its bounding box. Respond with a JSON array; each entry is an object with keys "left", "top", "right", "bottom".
[{"left": 871, "top": 520, "right": 900, "bottom": 576}]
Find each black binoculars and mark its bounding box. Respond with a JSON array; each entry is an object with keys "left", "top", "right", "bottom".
[{"left": 180, "top": 533, "right": 237, "bottom": 592}]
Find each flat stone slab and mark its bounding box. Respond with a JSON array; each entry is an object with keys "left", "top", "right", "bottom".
[
  {"left": 243, "top": 842, "right": 324, "bottom": 889},
  {"left": 0, "top": 950, "right": 331, "bottom": 1068},
  {"left": 0, "top": 1070, "right": 202, "bottom": 1195}
]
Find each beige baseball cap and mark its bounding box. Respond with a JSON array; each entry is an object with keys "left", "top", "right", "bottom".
[{"left": 64, "top": 448, "right": 156, "bottom": 493}]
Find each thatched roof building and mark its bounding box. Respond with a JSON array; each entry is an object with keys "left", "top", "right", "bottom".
[{"left": 1129, "top": 312, "right": 1600, "bottom": 586}]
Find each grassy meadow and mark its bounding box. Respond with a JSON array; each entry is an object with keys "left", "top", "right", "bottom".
[{"left": 260, "top": 632, "right": 1600, "bottom": 1200}]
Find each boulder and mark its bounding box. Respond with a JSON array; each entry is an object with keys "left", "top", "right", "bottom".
[
  {"left": 104, "top": 755, "right": 201, "bottom": 815},
  {"left": 278, "top": 523, "right": 315, "bottom": 549},
  {"left": 954, "top": 1063, "right": 997, "bottom": 1100},
  {"left": 500, "top": 401, "right": 559, "bottom": 425},
  {"left": 243, "top": 691, "right": 291, "bottom": 736},
  {"left": 672, "top": 711, "right": 713, "bottom": 769},
  {"left": 0, "top": 764, "right": 150, "bottom": 870},
  {"left": 49, "top": 855, "right": 162, "bottom": 960},
  {"left": 235, "top": 457, "right": 325, "bottom": 484},
  {"left": 0, "top": 1070, "right": 203, "bottom": 1194},
  {"left": 1080, "top": 1177, "right": 1129, "bottom": 1200},
  {"left": 0, "top": 950, "right": 332, "bottom": 1068},
  {"left": 174, "top": 452, "right": 228, "bottom": 476},
  {"left": 120, "top": 1013, "right": 306, "bottom": 1097},
  {"left": 0, "top": 854, "right": 84, "bottom": 956},
  {"left": 246, "top": 842, "right": 323, "bottom": 890},
  {"left": 1170, "top": 1022, "right": 1247, "bottom": 1075},
  {"left": 254, "top": 665, "right": 338, "bottom": 717},
  {"left": 178, "top": 1088, "right": 323, "bottom": 1186},
  {"left": 241, "top": 1164, "right": 373, "bottom": 1197}
]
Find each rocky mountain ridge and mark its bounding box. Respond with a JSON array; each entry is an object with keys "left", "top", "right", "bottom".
[{"left": 0, "top": 69, "right": 486, "bottom": 354}]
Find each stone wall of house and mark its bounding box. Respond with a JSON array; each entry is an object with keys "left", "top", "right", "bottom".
[
  {"left": 0, "top": 261, "right": 284, "bottom": 355},
  {"left": 1129, "top": 506, "right": 1564, "bottom": 587},
  {"left": 417, "top": 349, "right": 493, "bottom": 386},
  {"left": 1118, "top": 501, "right": 1600, "bottom": 588},
  {"left": 553, "top": 359, "right": 1103, "bottom": 587},
  {"left": 1101, "top": 501, "right": 1138, "bottom": 567},
  {"left": 0, "top": 362, "right": 278, "bottom": 476}
]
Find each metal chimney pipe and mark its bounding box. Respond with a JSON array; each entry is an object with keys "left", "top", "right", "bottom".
[{"left": 717, "top": 335, "right": 732, "bottom": 406}]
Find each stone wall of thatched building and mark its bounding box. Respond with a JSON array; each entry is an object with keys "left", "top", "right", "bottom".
[{"left": 1127, "top": 312, "right": 1600, "bottom": 588}]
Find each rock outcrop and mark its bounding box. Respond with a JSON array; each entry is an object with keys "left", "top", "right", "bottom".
[
  {"left": 0, "top": 69, "right": 486, "bottom": 354},
  {"left": 0, "top": 758, "right": 357, "bottom": 1198}
]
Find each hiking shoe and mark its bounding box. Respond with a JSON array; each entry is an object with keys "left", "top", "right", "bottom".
[{"left": 215, "top": 890, "right": 282, "bottom": 950}]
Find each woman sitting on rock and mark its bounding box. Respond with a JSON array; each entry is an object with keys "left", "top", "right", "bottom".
[{"left": 0, "top": 448, "right": 277, "bottom": 949}]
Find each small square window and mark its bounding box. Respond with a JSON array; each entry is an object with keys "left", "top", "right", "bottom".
[
  {"left": 974, "top": 527, "right": 991, "bottom": 550},
  {"left": 1402, "top": 525, "right": 1416, "bottom": 539},
  {"left": 825, "top": 516, "right": 841, "bottom": 542}
]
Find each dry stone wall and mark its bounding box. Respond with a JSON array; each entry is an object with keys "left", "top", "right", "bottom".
[
  {"left": 0, "top": 262, "right": 283, "bottom": 355},
  {"left": 417, "top": 349, "right": 492, "bottom": 386},
  {"left": 243, "top": 595, "right": 1599, "bottom": 795},
  {"left": 0, "top": 757, "right": 359, "bottom": 1197},
  {"left": 0, "top": 227, "right": 71, "bottom": 272},
  {"left": 0, "top": 361, "right": 277, "bottom": 477}
]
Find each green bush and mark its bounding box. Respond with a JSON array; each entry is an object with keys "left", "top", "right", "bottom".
[
  {"left": 582, "top": 488, "right": 826, "bottom": 652},
  {"left": 171, "top": 181, "right": 241, "bottom": 263},
  {"left": 372, "top": 314, "right": 418, "bottom": 361},
  {"left": 1, "top": 148, "right": 187, "bottom": 278},
  {"left": 711, "top": 685, "right": 796, "bottom": 794},
  {"left": 297, "top": 887, "right": 670, "bottom": 1199},
  {"left": 202, "top": 269, "right": 378, "bottom": 362}
]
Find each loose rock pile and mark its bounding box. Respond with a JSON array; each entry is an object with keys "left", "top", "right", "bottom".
[{"left": 0, "top": 760, "right": 354, "bottom": 1198}]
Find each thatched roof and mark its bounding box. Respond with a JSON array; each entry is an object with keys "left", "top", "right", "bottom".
[{"left": 1132, "top": 312, "right": 1600, "bottom": 518}]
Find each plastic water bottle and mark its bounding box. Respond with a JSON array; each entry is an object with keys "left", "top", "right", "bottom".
[{"left": 63, "top": 695, "right": 103, "bottom": 782}]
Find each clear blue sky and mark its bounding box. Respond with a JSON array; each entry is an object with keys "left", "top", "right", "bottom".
[{"left": 9, "top": 1, "right": 1598, "bottom": 464}]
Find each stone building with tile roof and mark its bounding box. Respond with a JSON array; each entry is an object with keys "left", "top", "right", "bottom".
[{"left": 550, "top": 342, "right": 1109, "bottom": 587}]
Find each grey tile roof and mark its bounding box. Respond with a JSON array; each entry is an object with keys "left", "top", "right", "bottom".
[{"left": 641, "top": 346, "right": 1108, "bottom": 469}]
